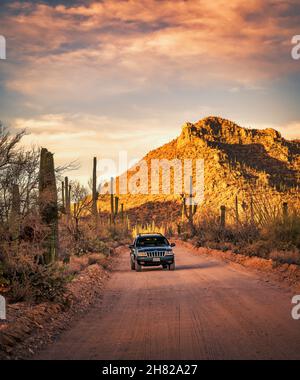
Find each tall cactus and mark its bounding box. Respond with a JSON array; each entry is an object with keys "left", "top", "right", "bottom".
[
  {"left": 61, "top": 180, "right": 65, "bottom": 213},
  {"left": 283, "top": 202, "right": 288, "bottom": 219},
  {"left": 10, "top": 184, "right": 21, "bottom": 240},
  {"left": 235, "top": 195, "right": 239, "bottom": 225},
  {"left": 182, "top": 176, "right": 197, "bottom": 234},
  {"left": 250, "top": 196, "right": 254, "bottom": 225},
  {"left": 220, "top": 205, "right": 226, "bottom": 228},
  {"left": 92, "top": 157, "right": 98, "bottom": 220},
  {"left": 64, "top": 176, "right": 70, "bottom": 215},
  {"left": 120, "top": 203, "right": 124, "bottom": 222},
  {"left": 110, "top": 177, "right": 119, "bottom": 224},
  {"left": 39, "top": 148, "right": 58, "bottom": 264},
  {"left": 68, "top": 184, "right": 71, "bottom": 213}
]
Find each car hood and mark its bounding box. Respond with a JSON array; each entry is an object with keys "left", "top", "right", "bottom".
[{"left": 137, "top": 246, "right": 172, "bottom": 252}]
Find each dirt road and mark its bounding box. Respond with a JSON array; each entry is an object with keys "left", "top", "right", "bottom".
[{"left": 35, "top": 242, "right": 300, "bottom": 360}]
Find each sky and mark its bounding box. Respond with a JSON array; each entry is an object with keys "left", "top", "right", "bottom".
[{"left": 0, "top": 0, "right": 300, "bottom": 183}]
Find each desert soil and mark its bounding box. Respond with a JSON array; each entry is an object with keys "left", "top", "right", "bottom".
[{"left": 34, "top": 241, "right": 300, "bottom": 360}]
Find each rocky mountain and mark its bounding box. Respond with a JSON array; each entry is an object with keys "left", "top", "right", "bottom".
[{"left": 103, "top": 117, "right": 300, "bottom": 224}]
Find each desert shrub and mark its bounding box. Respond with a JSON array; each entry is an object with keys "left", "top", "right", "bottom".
[
  {"left": 88, "top": 253, "right": 106, "bottom": 266},
  {"left": 263, "top": 214, "right": 300, "bottom": 250},
  {"left": 269, "top": 250, "right": 300, "bottom": 265},
  {"left": 195, "top": 217, "right": 259, "bottom": 247},
  {"left": 5, "top": 261, "right": 69, "bottom": 304},
  {"left": 66, "top": 219, "right": 109, "bottom": 255},
  {"left": 89, "top": 238, "right": 110, "bottom": 253},
  {"left": 1, "top": 240, "right": 69, "bottom": 304},
  {"left": 58, "top": 218, "right": 76, "bottom": 259},
  {"left": 76, "top": 235, "right": 110, "bottom": 255},
  {"left": 243, "top": 240, "right": 271, "bottom": 259},
  {"left": 193, "top": 210, "right": 300, "bottom": 264},
  {"left": 26, "top": 263, "right": 69, "bottom": 303},
  {"left": 64, "top": 256, "right": 88, "bottom": 276}
]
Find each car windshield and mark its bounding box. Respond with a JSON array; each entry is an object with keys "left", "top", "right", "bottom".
[{"left": 136, "top": 236, "right": 169, "bottom": 247}]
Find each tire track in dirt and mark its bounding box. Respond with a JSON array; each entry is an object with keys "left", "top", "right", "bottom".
[{"left": 34, "top": 242, "right": 300, "bottom": 360}]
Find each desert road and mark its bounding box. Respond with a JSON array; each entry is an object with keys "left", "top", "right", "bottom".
[{"left": 35, "top": 242, "right": 300, "bottom": 360}]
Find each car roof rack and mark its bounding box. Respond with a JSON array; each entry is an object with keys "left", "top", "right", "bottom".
[{"left": 137, "top": 232, "right": 164, "bottom": 237}]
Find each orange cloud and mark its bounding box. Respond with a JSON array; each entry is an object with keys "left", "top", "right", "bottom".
[
  {"left": 1, "top": 0, "right": 299, "bottom": 183},
  {"left": 2, "top": 0, "right": 299, "bottom": 95}
]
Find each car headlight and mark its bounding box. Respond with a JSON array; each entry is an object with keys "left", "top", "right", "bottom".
[
  {"left": 137, "top": 252, "right": 148, "bottom": 257},
  {"left": 165, "top": 251, "right": 174, "bottom": 256}
]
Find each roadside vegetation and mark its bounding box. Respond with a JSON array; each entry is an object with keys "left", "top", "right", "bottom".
[
  {"left": 0, "top": 127, "right": 130, "bottom": 307},
  {"left": 178, "top": 194, "right": 300, "bottom": 266},
  {"left": 1, "top": 124, "right": 300, "bottom": 309}
]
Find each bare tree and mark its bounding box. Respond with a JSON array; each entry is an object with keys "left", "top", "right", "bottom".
[
  {"left": 70, "top": 181, "right": 92, "bottom": 238},
  {"left": 0, "top": 124, "right": 26, "bottom": 170},
  {"left": 0, "top": 146, "right": 40, "bottom": 222}
]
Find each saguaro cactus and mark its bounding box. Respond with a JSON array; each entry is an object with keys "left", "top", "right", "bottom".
[
  {"left": 61, "top": 180, "right": 65, "bottom": 212},
  {"left": 39, "top": 148, "right": 59, "bottom": 264},
  {"left": 120, "top": 203, "right": 124, "bottom": 222},
  {"left": 68, "top": 184, "right": 71, "bottom": 213},
  {"left": 235, "top": 195, "right": 239, "bottom": 225},
  {"left": 10, "top": 184, "right": 21, "bottom": 239},
  {"left": 283, "top": 202, "right": 288, "bottom": 219},
  {"left": 220, "top": 205, "right": 226, "bottom": 228},
  {"left": 110, "top": 177, "right": 119, "bottom": 224},
  {"left": 92, "top": 157, "right": 98, "bottom": 220},
  {"left": 183, "top": 176, "right": 197, "bottom": 234},
  {"left": 64, "top": 176, "right": 70, "bottom": 215},
  {"left": 250, "top": 196, "right": 254, "bottom": 225}
]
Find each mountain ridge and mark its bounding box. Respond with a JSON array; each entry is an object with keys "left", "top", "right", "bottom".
[{"left": 101, "top": 116, "right": 300, "bottom": 224}]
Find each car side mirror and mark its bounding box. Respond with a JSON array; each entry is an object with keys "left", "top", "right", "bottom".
[
  {"left": 129, "top": 244, "right": 134, "bottom": 249},
  {"left": 171, "top": 242, "right": 176, "bottom": 247}
]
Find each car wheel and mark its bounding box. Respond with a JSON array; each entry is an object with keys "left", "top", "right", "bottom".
[
  {"left": 131, "top": 258, "right": 136, "bottom": 270},
  {"left": 169, "top": 262, "right": 175, "bottom": 271},
  {"left": 135, "top": 259, "right": 142, "bottom": 272}
]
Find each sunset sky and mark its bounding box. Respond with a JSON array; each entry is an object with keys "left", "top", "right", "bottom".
[{"left": 0, "top": 0, "right": 300, "bottom": 183}]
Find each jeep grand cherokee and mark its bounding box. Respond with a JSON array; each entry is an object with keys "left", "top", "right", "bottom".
[{"left": 129, "top": 233, "right": 175, "bottom": 272}]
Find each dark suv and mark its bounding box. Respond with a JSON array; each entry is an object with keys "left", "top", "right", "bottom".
[{"left": 129, "top": 233, "right": 176, "bottom": 272}]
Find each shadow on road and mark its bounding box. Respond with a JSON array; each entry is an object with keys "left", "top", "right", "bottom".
[
  {"left": 175, "top": 262, "right": 224, "bottom": 271},
  {"left": 113, "top": 261, "right": 223, "bottom": 273}
]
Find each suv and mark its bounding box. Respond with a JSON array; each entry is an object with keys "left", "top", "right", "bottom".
[{"left": 129, "top": 233, "right": 176, "bottom": 272}]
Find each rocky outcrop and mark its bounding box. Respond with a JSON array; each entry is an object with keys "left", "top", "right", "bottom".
[
  {"left": 175, "top": 116, "right": 299, "bottom": 190},
  {"left": 105, "top": 116, "right": 300, "bottom": 223}
]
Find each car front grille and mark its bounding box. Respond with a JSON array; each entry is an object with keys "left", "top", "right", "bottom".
[{"left": 147, "top": 251, "right": 165, "bottom": 257}]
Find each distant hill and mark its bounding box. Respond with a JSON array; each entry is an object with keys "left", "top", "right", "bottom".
[{"left": 99, "top": 117, "right": 300, "bottom": 225}]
